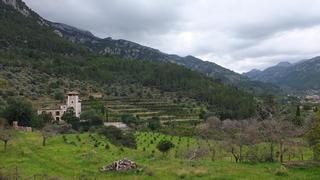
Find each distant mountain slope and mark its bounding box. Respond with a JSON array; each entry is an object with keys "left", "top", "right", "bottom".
[
  {"left": 50, "top": 23, "right": 241, "bottom": 82},
  {"left": 50, "top": 22, "right": 279, "bottom": 94},
  {"left": 244, "top": 58, "right": 320, "bottom": 90}
]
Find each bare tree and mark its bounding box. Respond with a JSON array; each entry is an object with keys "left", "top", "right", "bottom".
[
  {"left": 0, "top": 129, "right": 13, "bottom": 151},
  {"left": 258, "top": 118, "right": 297, "bottom": 163},
  {"left": 41, "top": 124, "right": 58, "bottom": 146},
  {"left": 222, "top": 119, "right": 261, "bottom": 163},
  {"left": 207, "top": 116, "right": 223, "bottom": 130},
  {"left": 258, "top": 119, "right": 279, "bottom": 162},
  {"left": 276, "top": 120, "right": 296, "bottom": 163}
]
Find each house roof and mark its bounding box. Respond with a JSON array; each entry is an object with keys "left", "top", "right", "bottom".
[{"left": 67, "top": 91, "right": 80, "bottom": 95}]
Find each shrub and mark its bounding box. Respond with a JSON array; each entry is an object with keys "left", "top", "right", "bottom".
[
  {"left": 80, "top": 110, "right": 103, "bottom": 128},
  {"left": 62, "top": 108, "right": 80, "bottom": 131},
  {"left": 148, "top": 117, "right": 161, "bottom": 131},
  {"left": 3, "top": 97, "right": 35, "bottom": 126},
  {"left": 274, "top": 166, "right": 288, "bottom": 177},
  {"left": 32, "top": 112, "right": 53, "bottom": 129},
  {"left": 98, "top": 126, "right": 137, "bottom": 149},
  {"left": 156, "top": 140, "right": 174, "bottom": 155},
  {"left": 76, "top": 135, "right": 81, "bottom": 142},
  {"left": 0, "top": 117, "right": 7, "bottom": 128},
  {"left": 105, "top": 143, "right": 110, "bottom": 150},
  {"left": 62, "top": 135, "right": 67, "bottom": 142},
  {"left": 121, "top": 114, "right": 143, "bottom": 127}
]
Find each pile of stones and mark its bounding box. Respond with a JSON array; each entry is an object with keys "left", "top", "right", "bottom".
[{"left": 100, "top": 158, "right": 138, "bottom": 172}]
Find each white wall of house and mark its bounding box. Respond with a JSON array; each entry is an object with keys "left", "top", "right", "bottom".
[{"left": 67, "top": 93, "right": 81, "bottom": 118}]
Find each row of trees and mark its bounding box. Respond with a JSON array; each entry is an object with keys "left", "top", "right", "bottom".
[{"left": 200, "top": 114, "right": 320, "bottom": 163}]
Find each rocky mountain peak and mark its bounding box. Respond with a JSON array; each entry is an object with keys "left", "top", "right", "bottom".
[{"left": 1, "top": 0, "right": 30, "bottom": 16}]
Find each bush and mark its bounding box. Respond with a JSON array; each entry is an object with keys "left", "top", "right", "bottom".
[
  {"left": 62, "top": 108, "right": 80, "bottom": 130},
  {"left": 31, "top": 112, "right": 53, "bottom": 129},
  {"left": 98, "top": 126, "right": 137, "bottom": 149},
  {"left": 0, "top": 117, "right": 7, "bottom": 128},
  {"left": 80, "top": 110, "right": 103, "bottom": 131},
  {"left": 3, "top": 97, "right": 35, "bottom": 126},
  {"left": 156, "top": 140, "right": 174, "bottom": 155},
  {"left": 53, "top": 90, "right": 65, "bottom": 101},
  {"left": 148, "top": 117, "right": 161, "bottom": 131},
  {"left": 274, "top": 166, "right": 288, "bottom": 177},
  {"left": 105, "top": 143, "right": 110, "bottom": 150},
  {"left": 121, "top": 114, "right": 143, "bottom": 127}
]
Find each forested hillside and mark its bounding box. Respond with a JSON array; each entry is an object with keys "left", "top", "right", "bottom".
[
  {"left": 0, "top": 1, "right": 85, "bottom": 54},
  {"left": 0, "top": 0, "right": 256, "bottom": 120}
]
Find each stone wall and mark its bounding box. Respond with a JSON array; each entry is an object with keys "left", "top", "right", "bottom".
[{"left": 13, "top": 121, "right": 32, "bottom": 132}]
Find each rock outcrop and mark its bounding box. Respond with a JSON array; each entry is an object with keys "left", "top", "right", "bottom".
[{"left": 1, "top": 0, "right": 30, "bottom": 16}]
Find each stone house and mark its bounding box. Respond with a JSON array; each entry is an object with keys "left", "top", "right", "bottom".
[{"left": 38, "top": 91, "right": 82, "bottom": 122}]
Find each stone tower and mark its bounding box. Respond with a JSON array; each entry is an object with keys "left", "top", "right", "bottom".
[{"left": 66, "top": 91, "right": 81, "bottom": 118}]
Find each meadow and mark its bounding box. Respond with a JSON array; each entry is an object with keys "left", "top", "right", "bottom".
[{"left": 1, "top": 131, "right": 320, "bottom": 179}]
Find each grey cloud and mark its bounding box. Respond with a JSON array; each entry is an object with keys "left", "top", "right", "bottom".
[{"left": 234, "top": 16, "right": 320, "bottom": 40}]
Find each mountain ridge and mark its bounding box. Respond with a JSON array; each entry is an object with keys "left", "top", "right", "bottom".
[
  {"left": 244, "top": 56, "right": 320, "bottom": 90},
  {"left": 50, "top": 22, "right": 279, "bottom": 93}
]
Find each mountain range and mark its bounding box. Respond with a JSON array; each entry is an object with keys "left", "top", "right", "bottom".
[
  {"left": 244, "top": 57, "right": 320, "bottom": 91},
  {"left": 50, "top": 22, "right": 280, "bottom": 93},
  {"left": 46, "top": 14, "right": 290, "bottom": 94}
]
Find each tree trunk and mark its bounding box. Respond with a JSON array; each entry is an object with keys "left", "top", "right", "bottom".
[
  {"left": 211, "top": 148, "right": 216, "bottom": 162},
  {"left": 43, "top": 137, "right": 46, "bottom": 146},
  {"left": 270, "top": 142, "right": 274, "bottom": 162},
  {"left": 231, "top": 147, "right": 239, "bottom": 163},
  {"left": 279, "top": 142, "right": 284, "bottom": 163},
  {"left": 239, "top": 145, "right": 243, "bottom": 162},
  {"left": 4, "top": 140, "right": 7, "bottom": 151}
]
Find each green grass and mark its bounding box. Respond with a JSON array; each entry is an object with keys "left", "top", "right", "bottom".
[{"left": 0, "top": 131, "right": 319, "bottom": 179}]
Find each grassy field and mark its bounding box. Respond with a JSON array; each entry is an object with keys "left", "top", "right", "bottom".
[{"left": 0, "top": 131, "right": 320, "bottom": 179}]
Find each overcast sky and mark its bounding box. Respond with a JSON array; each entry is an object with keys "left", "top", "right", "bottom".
[{"left": 24, "top": 0, "right": 320, "bottom": 73}]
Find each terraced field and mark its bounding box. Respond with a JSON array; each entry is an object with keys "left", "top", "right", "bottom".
[{"left": 81, "top": 96, "right": 204, "bottom": 123}]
